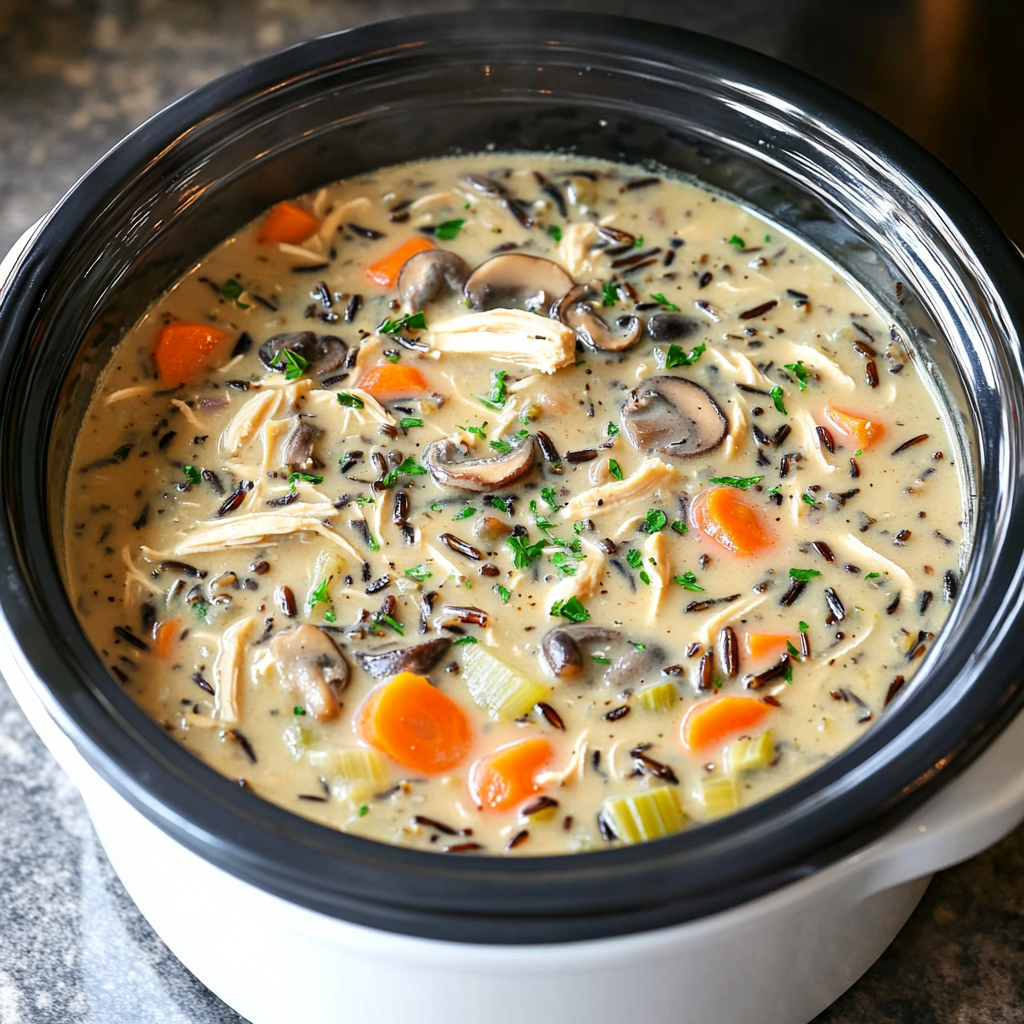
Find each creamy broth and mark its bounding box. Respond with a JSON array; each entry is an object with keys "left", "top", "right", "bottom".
[{"left": 63, "top": 155, "right": 964, "bottom": 855}]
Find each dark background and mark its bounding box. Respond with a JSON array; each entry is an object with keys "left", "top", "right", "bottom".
[{"left": 0, "top": 1, "right": 1022, "bottom": 1021}]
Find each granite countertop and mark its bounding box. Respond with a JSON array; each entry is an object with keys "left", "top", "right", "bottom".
[{"left": 1, "top": 1, "right": 1023, "bottom": 1021}]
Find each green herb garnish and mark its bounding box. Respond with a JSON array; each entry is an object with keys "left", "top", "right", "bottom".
[
  {"left": 728, "top": 234, "right": 746, "bottom": 248},
  {"left": 550, "top": 596, "right": 590, "bottom": 623},
  {"left": 435, "top": 219, "right": 465, "bottom": 240},
  {"left": 551, "top": 552, "right": 579, "bottom": 578},
  {"left": 626, "top": 549, "right": 643, "bottom": 569},
  {"left": 539, "top": 486, "right": 561, "bottom": 511},
  {"left": 651, "top": 292, "right": 680, "bottom": 312},
  {"left": 324, "top": 609, "right": 336, "bottom": 623},
  {"left": 591, "top": 654, "right": 612, "bottom": 665},
  {"left": 288, "top": 471, "right": 324, "bottom": 491},
  {"left": 453, "top": 635, "right": 478, "bottom": 646},
  {"left": 494, "top": 585, "right": 512, "bottom": 604},
  {"left": 639, "top": 570, "right": 652, "bottom": 585},
  {"left": 355, "top": 495, "right": 375, "bottom": 505},
  {"left": 507, "top": 533, "right": 546, "bottom": 569},
  {"left": 358, "top": 804, "right": 369, "bottom": 817},
  {"left": 709, "top": 475, "right": 763, "bottom": 490},
  {"left": 489, "top": 439, "right": 512, "bottom": 454},
  {"left": 644, "top": 508, "right": 668, "bottom": 533},
  {"left": 665, "top": 342, "right": 705, "bottom": 368},
  {"left": 799, "top": 621, "right": 809, "bottom": 632},
  {"left": 337, "top": 391, "right": 365, "bottom": 409},
  {"left": 380, "top": 457, "right": 427, "bottom": 488},
  {"left": 602, "top": 282, "right": 619, "bottom": 307},
  {"left": 673, "top": 572, "right": 703, "bottom": 592},
  {"left": 606, "top": 422, "right": 620, "bottom": 437},
  {"left": 608, "top": 459, "right": 623, "bottom": 481},
  {"left": 378, "top": 311, "right": 427, "bottom": 336},
  {"left": 801, "top": 493, "right": 818, "bottom": 507},
  {"left": 219, "top": 278, "right": 250, "bottom": 309},
  {"left": 783, "top": 664, "right": 793, "bottom": 684},
  {"left": 769, "top": 386, "right": 787, "bottom": 415},
  {"left": 789, "top": 568, "right": 822, "bottom": 581},
  {"left": 308, "top": 578, "right": 331, "bottom": 610},
  {"left": 478, "top": 369, "right": 509, "bottom": 411},
  {"left": 192, "top": 599, "right": 209, "bottom": 623},
  {"left": 429, "top": 501, "right": 443, "bottom": 512},
  {"left": 783, "top": 360, "right": 810, "bottom": 391},
  {"left": 404, "top": 565, "right": 432, "bottom": 582},
  {"left": 279, "top": 349, "right": 308, "bottom": 381},
  {"left": 294, "top": 706, "right": 306, "bottom": 716},
  {"left": 384, "top": 349, "right": 401, "bottom": 364},
  {"left": 786, "top": 640, "right": 801, "bottom": 658},
  {"left": 453, "top": 505, "right": 476, "bottom": 521},
  {"left": 182, "top": 464, "right": 202, "bottom": 485},
  {"left": 381, "top": 613, "right": 402, "bottom": 634},
  {"left": 547, "top": 224, "right": 563, "bottom": 242},
  {"left": 399, "top": 416, "right": 423, "bottom": 431},
  {"left": 367, "top": 533, "right": 380, "bottom": 553},
  {"left": 671, "top": 520, "right": 688, "bottom": 535},
  {"left": 865, "top": 571, "right": 881, "bottom": 580},
  {"left": 457, "top": 422, "right": 488, "bottom": 439}
]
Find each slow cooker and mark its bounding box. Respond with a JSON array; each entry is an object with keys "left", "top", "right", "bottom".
[{"left": 2, "top": 13, "right": 1024, "bottom": 1024}]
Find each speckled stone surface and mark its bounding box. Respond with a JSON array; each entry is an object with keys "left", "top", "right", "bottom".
[{"left": 1, "top": 2, "right": 1023, "bottom": 1021}]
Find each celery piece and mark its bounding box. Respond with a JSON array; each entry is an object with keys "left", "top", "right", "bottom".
[
  {"left": 602, "top": 786, "right": 687, "bottom": 844},
  {"left": 727, "top": 730, "right": 775, "bottom": 772},
  {"left": 282, "top": 722, "right": 314, "bottom": 761},
  {"left": 701, "top": 776, "right": 740, "bottom": 818},
  {"left": 637, "top": 681, "right": 680, "bottom": 713},
  {"left": 462, "top": 643, "right": 550, "bottom": 719},
  {"left": 308, "top": 748, "right": 388, "bottom": 785},
  {"left": 305, "top": 551, "right": 345, "bottom": 610}
]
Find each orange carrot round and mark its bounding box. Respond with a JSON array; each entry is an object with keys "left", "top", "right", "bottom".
[
  {"left": 691, "top": 486, "right": 774, "bottom": 556},
  {"left": 744, "top": 633, "right": 793, "bottom": 663},
  {"left": 366, "top": 237, "right": 435, "bottom": 289},
  {"left": 682, "top": 696, "right": 772, "bottom": 752},
  {"left": 823, "top": 403, "right": 885, "bottom": 450},
  {"left": 358, "top": 362, "right": 430, "bottom": 401},
  {"left": 153, "top": 322, "right": 230, "bottom": 385},
  {"left": 257, "top": 201, "right": 319, "bottom": 246},
  {"left": 153, "top": 619, "right": 181, "bottom": 660},
  {"left": 469, "top": 738, "right": 553, "bottom": 812},
  {"left": 358, "top": 671, "right": 472, "bottom": 774}
]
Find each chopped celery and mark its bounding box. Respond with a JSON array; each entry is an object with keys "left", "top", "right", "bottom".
[
  {"left": 602, "top": 786, "right": 687, "bottom": 844},
  {"left": 305, "top": 551, "right": 345, "bottom": 609},
  {"left": 637, "top": 681, "right": 679, "bottom": 713},
  {"left": 308, "top": 748, "right": 388, "bottom": 785},
  {"left": 727, "top": 730, "right": 775, "bottom": 772},
  {"left": 282, "top": 722, "right": 313, "bottom": 761},
  {"left": 701, "top": 776, "right": 740, "bottom": 818},
  {"left": 462, "top": 643, "right": 550, "bottom": 719}
]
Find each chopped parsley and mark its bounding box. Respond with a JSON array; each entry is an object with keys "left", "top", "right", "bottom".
[
  {"left": 799, "top": 621, "right": 809, "bottom": 632},
  {"left": 539, "top": 486, "right": 561, "bottom": 511},
  {"left": 507, "top": 533, "right": 546, "bottom": 569},
  {"left": 783, "top": 664, "right": 794, "bottom": 684},
  {"left": 182, "top": 464, "right": 202, "bottom": 485},
  {"left": 764, "top": 233, "right": 772, "bottom": 243},
  {"left": 487, "top": 496, "right": 510, "bottom": 512},
  {"left": 639, "top": 570, "right": 652, "bottom": 586},
  {"left": 489, "top": 438, "right": 512, "bottom": 454},
  {"left": 366, "top": 532, "right": 380, "bottom": 553},
  {"left": 453, "top": 635, "right": 478, "bottom": 646},
  {"left": 728, "top": 234, "right": 746, "bottom": 248},
  {"left": 380, "top": 457, "right": 427, "bottom": 488},
  {"left": 665, "top": 342, "right": 705, "bottom": 368},
  {"left": 643, "top": 508, "right": 668, "bottom": 532},
  {"left": 550, "top": 596, "right": 590, "bottom": 623},
  {"left": 602, "top": 282, "right": 619, "bottom": 307},
  {"left": 783, "top": 360, "right": 810, "bottom": 391},
  {"left": 671, "top": 519, "right": 689, "bottom": 535},
  {"left": 608, "top": 459, "right": 623, "bottom": 481},
  {"left": 404, "top": 565, "right": 432, "bottom": 582},
  {"left": 219, "top": 278, "right": 250, "bottom": 309},
  {"left": 591, "top": 654, "right": 612, "bottom": 664},
  {"left": 429, "top": 501, "right": 443, "bottom": 512},
  {"left": 384, "top": 349, "right": 401, "bottom": 364},
  {"left": 288, "top": 471, "right": 324, "bottom": 491},
  {"left": 192, "top": 599, "right": 209, "bottom": 623},
  {"left": 854, "top": 449, "right": 864, "bottom": 457},
  {"left": 457, "top": 421, "right": 488, "bottom": 439},
  {"left": 378, "top": 311, "right": 427, "bottom": 336},
  {"left": 551, "top": 551, "right": 579, "bottom": 578},
  {"left": 494, "top": 584, "right": 512, "bottom": 604},
  {"left": 399, "top": 416, "right": 423, "bottom": 430},
  {"left": 786, "top": 640, "right": 801, "bottom": 658},
  {"left": 453, "top": 505, "right": 476, "bottom": 521},
  {"left": 369, "top": 611, "right": 403, "bottom": 635},
  {"left": 435, "top": 218, "right": 465, "bottom": 240},
  {"left": 358, "top": 804, "right": 369, "bottom": 817},
  {"left": 478, "top": 369, "right": 509, "bottom": 410},
  {"left": 801, "top": 493, "right": 818, "bottom": 507},
  {"left": 293, "top": 706, "right": 306, "bottom": 716},
  {"left": 673, "top": 572, "right": 703, "bottom": 592},
  {"left": 650, "top": 292, "right": 680, "bottom": 312},
  {"left": 324, "top": 609, "right": 336, "bottom": 623},
  {"left": 789, "top": 568, "right": 822, "bottom": 581},
  {"left": 547, "top": 224, "right": 563, "bottom": 242},
  {"left": 865, "top": 571, "right": 881, "bottom": 580},
  {"left": 635, "top": 236, "right": 644, "bottom": 247},
  {"left": 337, "top": 391, "right": 365, "bottom": 409},
  {"left": 769, "top": 386, "right": 787, "bottom": 415},
  {"left": 308, "top": 578, "right": 331, "bottom": 609},
  {"left": 709, "top": 475, "right": 763, "bottom": 490},
  {"left": 354, "top": 495, "right": 375, "bottom": 505},
  {"left": 626, "top": 548, "right": 643, "bottom": 569},
  {"left": 606, "top": 422, "right": 620, "bottom": 437},
  {"left": 279, "top": 349, "right": 308, "bottom": 381}
]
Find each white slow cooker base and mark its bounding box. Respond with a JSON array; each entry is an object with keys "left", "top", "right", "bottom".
[{"left": 4, "top": 228, "right": 1024, "bottom": 1023}]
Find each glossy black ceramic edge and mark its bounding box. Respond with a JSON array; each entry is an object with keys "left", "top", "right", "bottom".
[{"left": 1, "top": 11, "right": 1024, "bottom": 945}]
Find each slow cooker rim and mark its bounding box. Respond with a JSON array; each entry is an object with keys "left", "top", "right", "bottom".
[{"left": 2, "top": 10, "right": 1024, "bottom": 945}]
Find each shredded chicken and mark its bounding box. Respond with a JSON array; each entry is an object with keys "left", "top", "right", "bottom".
[
  {"left": 559, "top": 458, "right": 677, "bottom": 520},
  {"left": 318, "top": 196, "right": 372, "bottom": 243},
  {"left": 555, "top": 222, "right": 599, "bottom": 278},
  {"left": 816, "top": 615, "right": 877, "bottom": 668},
  {"left": 170, "top": 399, "right": 205, "bottom": 430},
  {"left": 489, "top": 397, "right": 521, "bottom": 439},
  {"left": 122, "top": 545, "right": 162, "bottom": 606},
  {"left": 839, "top": 534, "right": 914, "bottom": 596},
  {"left": 546, "top": 540, "right": 607, "bottom": 610},
  {"left": 346, "top": 388, "right": 396, "bottom": 427},
  {"left": 104, "top": 383, "right": 164, "bottom": 406},
  {"left": 643, "top": 531, "right": 670, "bottom": 618},
  {"left": 724, "top": 395, "right": 747, "bottom": 460},
  {"left": 707, "top": 349, "right": 776, "bottom": 391},
  {"left": 427, "top": 309, "right": 576, "bottom": 374},
  {"left": 536, "top": 730, "right": 590, "bottom": 787},
  {"left": 793, "top": 409, "right": 838, "bottom": 475},
  {"left": 212, "top": 615, "right": 255, "bottom": 723},
  {"left": 695, "top": 592, "right": 767, "bottom": 648},
  {"left": 278, "top": 240, "right": 328, "bottom": 263},
  {"left": 786, "top": 343, "right": 856, "bottom": 391},
  {"left": 221, "top": 389, "right": 281, "bottom": 456}
]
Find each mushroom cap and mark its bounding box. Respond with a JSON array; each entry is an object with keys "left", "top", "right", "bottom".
[
  {"left": 270, "top": 625, "right": 349, "bottom": 721},
  {"left": 646, "top": 313, "right": 702, "bottom": 342},
  {"left": 540, "top": 624, "right": 622, "bottom": 679},
  {"left": 354, "top": 637, "right": 452, "bottom": 678},
  {"left": 554, "top": 280, "right": 642, "bottom": 353},
  {"left": 620, "top": 375, "right": 728, "bottom": 458},
  {"left": 604, "top": 643, "right": 664, "bottom": 688},
  {"left": 464, "top": 254, "right": 573, "bottom": 315},
  {"left": 280, "top": 418, "right": 324, "bottom": 470},
  {"left": 258, "top": 332, "right": 347, "bottom": 375},
  {"left": 422, "top": 435, "right": 536, "bottom": 492},
  {"left": 397, "top": 249, "right": 470, "bottom": 310}
]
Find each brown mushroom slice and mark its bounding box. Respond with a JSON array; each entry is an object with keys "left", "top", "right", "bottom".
[
  {"left": 541, "top": 624, "right": 621, "bottom": 680},
  {"left": 620, "top": 376, "right": 727, "bottom": 457},
  {"left": 421, "top": 435, "right": 535, "bottom": 492},
  {"left": 397, "top": 250, "right": 471, "bottom": 309},
  {"left": 354, "top": 637, "right": 452, "bottom": 678},
  {"left": 555, "top": 280, "right": 642, "bottom": 352},
  {"left": 604, "top": 643, "right": 664, "bottom": 689},
  {"left": 464, "top": 254, "right": 573, "bottom": 314},
  {"left": 280, "top": 418, "right": 324, "bottom": 469},
  {"left": 258, "top": 332, "right": 347, "bottom": 375},
  {"left": 271, "top": 625, "right": 350, "bottom": 721}
]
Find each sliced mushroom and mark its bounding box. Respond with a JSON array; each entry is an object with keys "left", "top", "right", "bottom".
[
  {"left": 554, "top": 281, "right": 642, "bottom": 352},
  {"left": 646, "top": 313, "right": 701, "bottom": 342},
  {"left": 280, "top": 418, "right": 324, "bottom": 469},
  {"left": 604, "top": 643, "right": 664, "bottom": 689},
  {"left": 541, "top": 624, "right": 621, "bottom": 680},
  {"left": 464, "top": 254, "right": 573, "bottom": 314},
  {"left": 620, "top": 376, "right": 727, "bottom": 458},
  {"left": 422, "top": 435, "right": 535, "bottom": 492},
  {"left": 397, "top": 250, "right": 471, "bottom": 309},
  {"left": 271, "top": 625, "right": 350, "bottom": 721},
  {"left": 463, "top": 173, "right": 534, "bottom": 228},
  {"left": 354, "top": 637, "right": 452, "bottom": 678},
  {"left": 258, "top": 332, "right": 347, "bottom": 375}
]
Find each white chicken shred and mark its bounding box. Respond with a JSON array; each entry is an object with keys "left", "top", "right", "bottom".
[
  {"left": 559, "top": 458, "right": 677, "bottom": 520},
  {"left": 212, "top": 615, "right": 255, "bottom": 723}
]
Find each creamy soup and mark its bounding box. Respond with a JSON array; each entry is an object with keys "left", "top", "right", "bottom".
[{"left": 63, "top": 155, "right": 965, "bottom": 855}]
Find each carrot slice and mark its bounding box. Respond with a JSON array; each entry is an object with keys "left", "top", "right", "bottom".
[
  {"left": 358, "top": 362, "right": 431, "bottom": 401},
  {"left": 358, "top": 671, "right": 472, "bottom": 774},
  {"left": 682, "top": 696, "right": 772, "bottom": 752},
  {"left": 744, "top": 633, "right": 793, "bottom": 662},
  {"left": 366, "top": 236, "right": 434, "bottom": 288},
  {"left": 153, "top": 322, "right": 230, "bottom": 385},
  {"left": 469, "top": 738, "right": 553, "bottom": 812},
  {"left": 823, "top": 403, "right": 885, "bottom": 450},
  {"left": 256, "top": 201, "right": 319, "bottom": 246},
  {"left": 153, "top": 619, "right": 181, "bottom": 660},
  {"left": 691, "top": 486, "right": 774, "bottom": 556}
]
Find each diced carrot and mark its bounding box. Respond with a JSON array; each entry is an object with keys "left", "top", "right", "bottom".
[
  {"left": 366, "top": 236, "right": 434, "bottom": 288},
  {"left": 153, "top": 322, "right": 231, "bottom": 385},
  {"left": 469, "top": 738, "right": 553, "bottom": 812},
  {"left": 744, "top": 633, "right": 793, "bottom": 662},
  {"left": 153, "top": 619, "right": 181, "bottom": 660},
  {"left": 822, "top": 403, "right": 885, "bottom": 450},
  {"left": 256, "top": 201, "right": 319, "bottom": 246},
  {"left": 682, "top": 696, "right": 772, "bottom": 752},
  {"left": 358, "top": 362, "right": 431, "bottom": 401},
  {"left": 691, "top": 486, "right": 774, "bottom": 557},
  {"left": 358, "top": 671, "right": 472, "bottom": 774}
]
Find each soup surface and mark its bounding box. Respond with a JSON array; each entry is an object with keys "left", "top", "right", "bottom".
[{"left": 64, "top": 155, "right": 965, "bottom": 855}]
